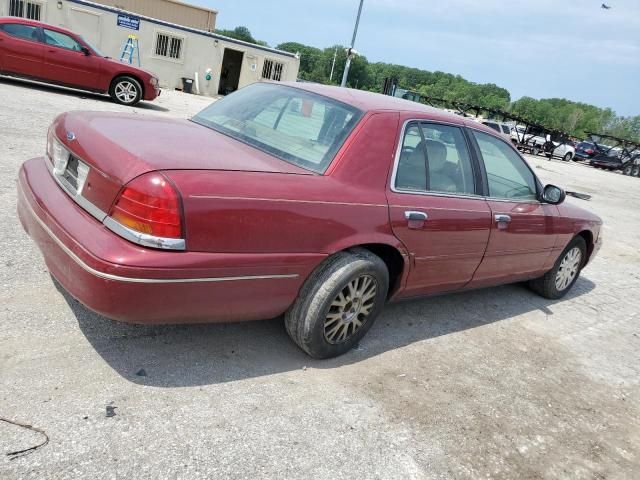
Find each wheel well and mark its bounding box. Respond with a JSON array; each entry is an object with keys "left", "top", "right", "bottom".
[
  {"left": 577, "top": 230, "right": 594, "bottom": 263},
  {"left": 352, "top": 243, "right": 405, "bottom": 298},
  {"left": 111, "top": 74, "right": 144, "bottom": 97}
]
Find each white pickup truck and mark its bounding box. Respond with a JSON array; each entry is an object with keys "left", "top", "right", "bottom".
[{"left": 511, "top": 126, "right": 575, "bottom": 161}]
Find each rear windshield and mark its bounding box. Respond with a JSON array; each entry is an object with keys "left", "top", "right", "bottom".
[{"left": 192, "top": 83, "right": 363, "bottom": 173}]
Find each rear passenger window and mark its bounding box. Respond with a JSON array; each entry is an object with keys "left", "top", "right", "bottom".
[
  {"left": 395, "top": 122, "right": 476, "bottom": 195},
  {"left": 395, "top": 124, "right": 426, "bottom": 191},
  {"left": 0, "top": 23, "right": 39, "bottom": 41},
  {"left": 501, "top": 125, "right": 511, "bottom": 134}
]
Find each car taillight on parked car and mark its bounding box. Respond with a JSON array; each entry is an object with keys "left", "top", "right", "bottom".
[
  {"left": 585, "top": 149, "right": 594, "bottom": 154},
  {"left": 106, "top": 172, "right": 185, "bottom": 250}
]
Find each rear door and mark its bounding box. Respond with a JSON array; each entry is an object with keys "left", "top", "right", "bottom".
[
  {"left": 387, "top": 121, "right": 492, "bottom": 297},
  {"left": 468, "top": 129, "right": 559, "bottom": 288},
  {"left": 42, "top": 28, "right": 100, "bottom": 89},
  {"left": 0, "top": 22, "right": 44, "bottom": 78}
]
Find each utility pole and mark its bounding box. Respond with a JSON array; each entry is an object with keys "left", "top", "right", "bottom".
[
  {"left": 340, "top": 0, "right": 364, "bottom": 88},
  {"left": 329, "top": 47, "right": 338, "bottom": 82}
]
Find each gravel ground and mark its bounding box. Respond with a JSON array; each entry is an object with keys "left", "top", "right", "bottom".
[{"left": 1, "top": 77, "right": 639, "bottom": 480}]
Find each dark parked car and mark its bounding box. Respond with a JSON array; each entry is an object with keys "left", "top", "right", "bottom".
[
  {"left": 0, "top": 17, "right": 159, "bottom": 105},
  {"left": 589, "top": 156, "right": 623, "bottom": 171},
  {"left": 18, "top": 83, "right": 603, "bottom": 358},
  {"left": 574, "top": 141, "right": 605, "bottom": 161}
]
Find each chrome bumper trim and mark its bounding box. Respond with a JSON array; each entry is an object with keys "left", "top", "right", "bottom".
[{"left": 103, "top": 217, "right": 186, "bottom": 251}]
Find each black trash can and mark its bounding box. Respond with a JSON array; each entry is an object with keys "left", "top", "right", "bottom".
[{"left": 181, "top": 77, "right": 194, "bottom": 94}]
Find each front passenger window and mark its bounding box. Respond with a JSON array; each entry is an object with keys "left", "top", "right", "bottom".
[
  {"left": 473, "top": 130, "right": 538, "bottom": 200},
  {"left": 43, "top": 29, "right": 83, "bottom": 51}
]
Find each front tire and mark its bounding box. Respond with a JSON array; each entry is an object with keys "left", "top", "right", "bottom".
[
  {"left": 563, "top": 152, "right": 572, "bottom": 162},
  {"left": 109, "top": 76, "right": 142, "bottom": 106},
  {"left": 529, "top": 236, "right": 587, "bottom": 300},
  {"left": 285, "top": 249, "right": 389, "bottom": 359}
]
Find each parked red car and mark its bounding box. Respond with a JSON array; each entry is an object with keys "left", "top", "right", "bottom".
[
  {"left": 17, "top": 82, "right": 602, "bottom": 358},
  {"left": 0, "top": 17, "right": 159, "bottom": 105}
]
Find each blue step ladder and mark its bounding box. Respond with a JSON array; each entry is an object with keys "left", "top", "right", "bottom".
[{"left": 119, "top": 35, "right": 141, "bottom": 66}]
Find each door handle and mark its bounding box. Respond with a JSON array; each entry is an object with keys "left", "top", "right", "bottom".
[
  {"left": 405, "top": 211, "right": 428, "bottom": 221},
  {"left": 495, "top": 214, "right": 511, "bottom": 223}
]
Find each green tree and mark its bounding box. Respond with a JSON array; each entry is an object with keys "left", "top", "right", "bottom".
[
  {"left": 265, "top": 35, "right": 639, "bottom": 141},
  {"left": 216, "top": 26, "right": 267, "bottom": 46}
]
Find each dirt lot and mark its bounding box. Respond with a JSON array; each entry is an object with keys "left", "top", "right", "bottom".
[{"left": 1, "top": 77, "right": 639, "bottom": 480}]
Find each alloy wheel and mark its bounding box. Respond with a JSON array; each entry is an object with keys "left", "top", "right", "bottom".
[
  {"left": 323, "top": 274, "right": 377, "bottom": 344},
  {"left": 555, "top": 247, "right": 582, "bottom": 291},
  {"left": 114, "top": 81, "right": 138, "bottom": 104}
]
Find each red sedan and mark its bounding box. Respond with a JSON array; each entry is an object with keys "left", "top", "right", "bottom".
[
  {"left": 17, "top": 82, "right": 602, "bottom": 358},
  {"left": 0, "top": 17, "right": 159, "bottom": 105}
]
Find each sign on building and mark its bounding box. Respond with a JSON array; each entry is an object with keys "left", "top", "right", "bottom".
[{"left": 117, "top": 13, "right": 141, "bottom": 31}]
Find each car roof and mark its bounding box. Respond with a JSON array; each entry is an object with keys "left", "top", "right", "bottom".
[
  {"left": 281, "top": 82, "right": 465, "bottom": 118},
  {"left": 280, "top": 82, "right": 508, "bottom": 137}
]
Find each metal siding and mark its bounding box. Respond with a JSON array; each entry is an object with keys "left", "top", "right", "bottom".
[{"left": 98, "top": 0, "right": 216, "bottom": 30}]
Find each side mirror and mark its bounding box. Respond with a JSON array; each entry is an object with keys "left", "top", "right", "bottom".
[
  {"left": 542, "top": 184, "right": 566, "bottom": 205},
  {"left": 81, "top": 46, "right": 91, "bottom": 56}
]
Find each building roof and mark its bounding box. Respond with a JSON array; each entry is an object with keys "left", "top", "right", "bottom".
[
  {"left": 65, "top": 0, "right": 298, "bottom": 59},
  {"left": 152, "top": 0, "right": 218, "bottom": 14}
]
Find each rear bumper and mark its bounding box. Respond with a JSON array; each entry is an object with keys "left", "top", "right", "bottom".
[{"left": 18, "top": 157, "right": 321, "bottom": 324}]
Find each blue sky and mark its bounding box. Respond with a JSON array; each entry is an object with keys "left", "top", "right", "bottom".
[{"left": 205, "top": 0, "right": 640, "bottom": 116}]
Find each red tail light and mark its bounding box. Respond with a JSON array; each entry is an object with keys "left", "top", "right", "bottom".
[
  {"left": 585, "top": 149, "right": 594, "bottom": 154},
  {"left": 109, "top": 172, "right": 183, "bottom": 239}
]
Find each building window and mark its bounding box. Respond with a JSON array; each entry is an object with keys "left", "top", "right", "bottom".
[
  {"left": 262, "top": 59, "right": 284, "bottom": 81},
  {"left": 9, "top": 0, "right": 42, "bottom": 20},
  {"left": 154, "top": 32, "right": 183, "bottom": 60}
]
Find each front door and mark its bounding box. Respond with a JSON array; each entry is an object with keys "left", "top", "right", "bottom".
[
  {"left": 468, "top": 129, "right": 559, "bottom": 288},
  {"left": 42, "top": 28, "right": 100, "bottom": 89},
  {"left": 0, "top": 22, "right": 44, "bottom": 78},
  {"left": 218, "top": 48, "right": 243, "bottom": 95},
  {"left": 387, "top": 121, "right": 492, "bottom": 297}
]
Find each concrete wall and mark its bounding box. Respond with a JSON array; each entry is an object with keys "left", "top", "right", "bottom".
[{"left": 0, "top": 0, "right": 299, "bottom": 96}]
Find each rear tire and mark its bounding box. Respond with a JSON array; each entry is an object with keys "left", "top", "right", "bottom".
[
  {"left": 623, "top": 165, "right": 632, "bottom": 176},
  {"left": 284, "top": 249, "right": 389, "bottom": 359},
  {"left": 109, "top": 76, "right": 142, "bottom": 106},
  {"left": 532, "top": 147, "right": 540, "bottom": 156},
  {"left": 529, "top": 236, "right": 587, "bottom": 300}
]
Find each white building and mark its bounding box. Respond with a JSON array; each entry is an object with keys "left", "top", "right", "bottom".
[{"left": 1, "top": 0, "right": 300, "bottom": 96}]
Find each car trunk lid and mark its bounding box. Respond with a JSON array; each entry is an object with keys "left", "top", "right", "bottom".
[{"left": 51, "top": 111, "right": 311, "bottom": 214}]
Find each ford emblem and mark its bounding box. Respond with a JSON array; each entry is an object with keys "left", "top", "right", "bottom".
[{"left": 66, "top": 131, "right": 76, "bottom": 141}]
